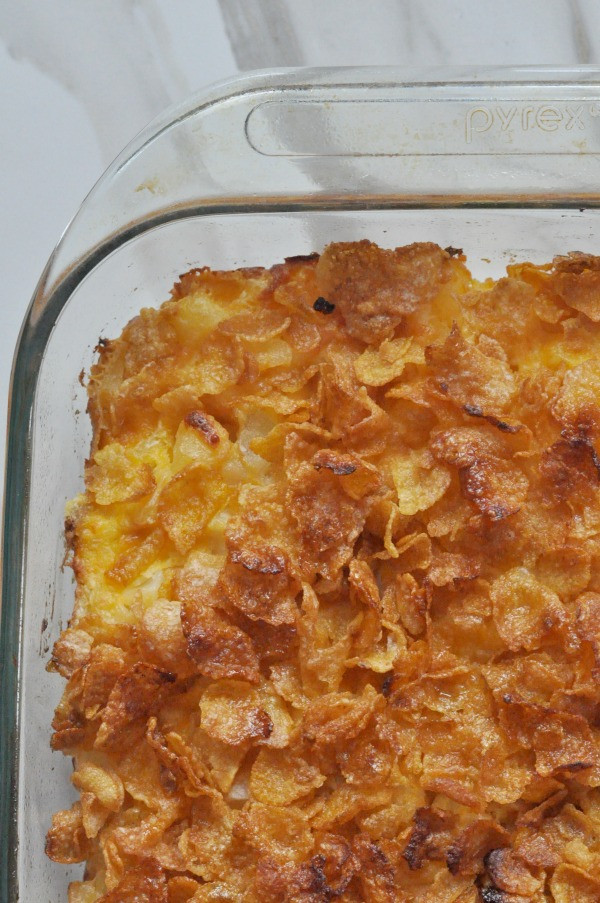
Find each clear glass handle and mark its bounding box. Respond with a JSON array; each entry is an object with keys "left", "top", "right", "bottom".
[
  {"left": 33, "top": 66, "right": 600, "bottom": 325},
  {"left": 247, "top": 94, "right": 600, "bottom": 157}
]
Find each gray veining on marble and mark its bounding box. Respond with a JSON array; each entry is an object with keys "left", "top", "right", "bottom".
[
  {"left": 219, "top": 0, "right": 600, "bottom": 70},
  {"left": 571, "top": 0, "right": 593, "bottom": 63},
  {"left": 219, "top": 0, "right": 304, "bottom": 68},
  {"left": 2, "top": 0, "right": 189, "bottom": 161}
]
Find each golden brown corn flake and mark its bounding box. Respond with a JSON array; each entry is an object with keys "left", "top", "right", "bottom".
[
  {"left": 316, "top": 240, "right": 452, "bottom": 343},
  {"left": 500, "top": 697, "right": 600, "bottom": 779},
  {"left": 50, "top": 627, "right": 93, "bottom": 678},
  {"left": 549, "top": 862, "right": 600, "bottom": 902},
  {"left": 217, "top": 543, "right": 299, "bottom": 626},
  {"left": 95, "top": 662, "right": 177, "bottom": 750},
  {"left": 106, "top": 526, "right": 166, "bottom": 586},
  {"left": 199, "top": 680, "right": 273, "bottom": 746},
  {"left": 145, "top": 718, "right": 217, "bottom": 799},
  {"left": 551, "top": 360, "right": 600, "bottom": 436},
  {"left": 426, "top": 323, "right": 517, "bottom": 414},
  {"left": 181, "top": 603, "right": 260, "bottom": 684},
  {"left": 461, "top": 277, "right": 537, "bottom": 357},
  {"left": 354, "top": 336, "right": 425, "bottom": 387},
  {"left": 138, "top": 598, "right": 193, "bottom": 674},
  {"left": 391, "top": 448, "right": 451, "bottom": 516},
  {"left": 491, "top": 568, "right": 566, "bottom": 653},
  {"left": 485, "top": 847, "right": 543, "bottom": 896},
  {"left": 157, "top": 467, "right": 229, "bottom": 555},
  {"left": 547, "top": 253, "right": 600, "bottom": 322},
  {"left": 431, "top": 426, "right": 529, "bottom": 522},
  {"left": 49, "top": 242, "right": 600, "bottom": 900},
  {"left": 96, "top": 859, "right": 168, "bottom": 902},
  {"left": 72, "top": 762, "right": 124, "bottom": 814},
  {"left": 190, "top": 727, "right": 247, "bottom": 794},
  {"left": 234, "top": 802, "right": 313, "bottom": 864},
  {"left": 249, "top": 747, "right": 325, "bottom": 805},
  {"left": 46, "top": 803, "right": 91, "bottom": 864},
  {"left": 178, "top": 796, "right": 235, "bottom": 881},
  {"left": 86, "top": 442, "right": 156, "bottom": 505},
  {"left": 302, "top": 685, "right": 383, "bottom": 752}
]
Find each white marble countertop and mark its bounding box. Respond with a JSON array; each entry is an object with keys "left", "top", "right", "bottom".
[{"left": 2, "top": 0, "right": 600, "bottom": 518}]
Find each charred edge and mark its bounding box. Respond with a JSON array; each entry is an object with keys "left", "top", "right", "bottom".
[
  {"left": 444, "top": 246, "right": 463, "bottom": 258},
  {"left": 252, "top": 709, "right": 274, "bottom": 739},
  {"left": 360, "top": 840, "right": 395, "bottom": 891},
  {"left": 231, "top": 549, "right": 285, "bottom": 575},
  {"left": 314, "top": 460, "right": 357, "bottom": 475},
  {"left": 458, "top": 475, "right": 518, "bottom": 520},
  {"left": 483, "top": 849, "right": 498, "bottom": 870},
  {"left": 313, "top": 296, "right": 336, "bottom": 314},
  {"left": 561, "top": 428, "right": 600, "bottom": 479},
  {"left": 484, "top": 849, "right": 510, "bottom": 885},
  {"left": 307, "top": 853, "right": 354, "bottom": 897},
  {"left": 558, "top": 760, "right": 593, "bottom": 772},
  {"left": 488, "top": 417, "right": 520, "bottom": 434},
  {"left": 480, "top": 889, "right": 509, "bottom": 903},
  {"left": 402, "top": 812, "right": 431, "bottom": 871},
  {"left": 462, "top": 404, "right": 521, "bottom": 434},
  {"left": 591, "top": 446, "right": 600, "bottom": 477},
  {"left": 177, "top": 268, "right": 206, "bottom": 281},
  {"left": 446, "top": 843, "right": 461, "bottom": 876},
  {"left": 95, "top": 336, "right": 110, "bottom": 349},
  {"left": 285, "top": 253, "right": 320, "bottom": 264},
  {"left": 184, "top": 410, "right": 220, "bottom": 445},
  {"left": 403, "top": 830, "right": 427, "bottom": 870},
  {"left": 517, "top": 789, "right": 567, "bottom": 826},
  {"left": 463, "top": 403, "right": 484, "bottom": 418},
  {"left": 446, "top": 840, "right": 465, "bottom": 875},
  {"left": 307, "top": 859, "right": 329, "bottom": 895},
  {"left": 382, "top": 673, "right": 395, "bottom": 697},
  {"left": 364, "top": 841, "right": 390, "bottom": 868},
  {"left": 122, "top": 666, "right": 177, "bottom": 692},
  {"left": 573, "top": 421, "right": 593, "bottom": 438},
  {"left": 62, "top": 518, "right": 78, "bottom": 571}
]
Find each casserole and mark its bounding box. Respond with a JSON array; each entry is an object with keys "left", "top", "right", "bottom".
[{"left": 3, "top": 67, "right": 600, "bottom": 901}]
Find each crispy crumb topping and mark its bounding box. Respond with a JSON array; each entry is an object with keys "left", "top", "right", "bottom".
[{"left": 48, "top": 242, "right": 600, "bottom": 901}]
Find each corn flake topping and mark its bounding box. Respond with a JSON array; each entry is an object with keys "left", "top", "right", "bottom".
[{"left": 48, "top": 242, "right": 600, "bottom": 901}]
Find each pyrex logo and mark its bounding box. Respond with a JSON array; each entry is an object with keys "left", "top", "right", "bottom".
[{"left": 465, "top": 102, "right": 600, "bottom": 143}]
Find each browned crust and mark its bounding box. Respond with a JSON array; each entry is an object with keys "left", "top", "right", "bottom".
[{"left": 48, "top": 243, "right": 600, "bottom": 901}]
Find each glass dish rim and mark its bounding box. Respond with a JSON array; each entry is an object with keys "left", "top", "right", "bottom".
[{"left": 4, "top": 63, "right": 600, "bottom": 899}]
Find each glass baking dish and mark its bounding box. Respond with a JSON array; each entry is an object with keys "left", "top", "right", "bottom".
[{"left": 3, "top": 66, "right": 600, "bottom": 901}]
